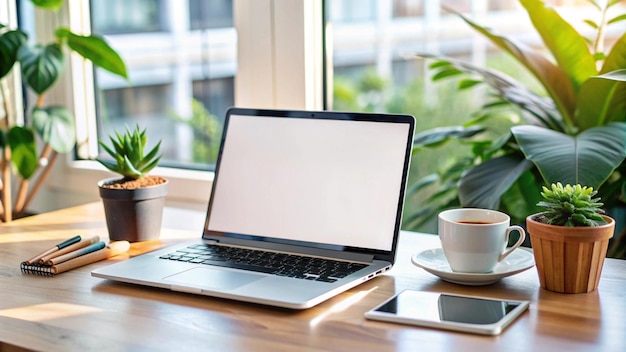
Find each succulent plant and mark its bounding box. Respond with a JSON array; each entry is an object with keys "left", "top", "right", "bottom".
[
  {"left": 97, "top": 125, "right": 161, "bottom": 180},
  {"left": 536, "top": 182, "right": 607, "bottom": 227}
]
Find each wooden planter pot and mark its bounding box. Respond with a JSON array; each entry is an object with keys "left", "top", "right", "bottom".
[
  {"left": 526, "top": 214, "right": 615, "bottom": 294},
  {"left": 98, "top": 177, "right": 169, "bottom": 242}
]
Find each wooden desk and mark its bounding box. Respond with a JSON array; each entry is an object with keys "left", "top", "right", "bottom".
[{"left": 1, "top": 203, "right": 625, "bottom": 351}]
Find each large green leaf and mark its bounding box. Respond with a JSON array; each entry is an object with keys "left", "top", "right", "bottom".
[
  {"left": 8, "top": 126, "right": 38, "bottom": 179},
  {"left": 0, "top": 29, "right": 27, "bottom": 79},
  {"left": 451, "top": 7, "right": 576, "bottom": 125},
  {"left": 17, "top": 43, "right": 64, "bottom": 94},
  {"left": 520, "top": 0, "right": 597, "bottom": 90},
  {"left": 500, "top": 170, "right": 543, "bottom": 222},
  {"left": 55, "top": 27, "right": 128, "bottom": 79},
  {"left": 575, "top": 69, "right": 626, "bottom": 129},
  {"left": 601, "top": 30, "right": 626, "bottom": 74},
  {"left": 458, "top": 154, "right": 533, "bottom": 209},
  {"left": 32, "top": 106, "right": 76, "bottom": 153},
  {"left": 512, "top": 123, "right": 626, "bottom": 188}
]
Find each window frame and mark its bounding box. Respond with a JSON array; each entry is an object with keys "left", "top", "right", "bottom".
[{"left": 29, "top": 0, "right": 323, "bottom": 213}]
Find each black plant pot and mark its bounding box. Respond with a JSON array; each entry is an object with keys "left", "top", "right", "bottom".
[{"left": 98, "top": 177, "right": 169, "bottom": 242}]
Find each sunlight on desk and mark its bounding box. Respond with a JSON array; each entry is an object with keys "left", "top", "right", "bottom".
[
  {"left": 0, "top": 303, "right": 103, "bottom": 322},
  {"left": 309, "top": 286, "right": 377, "bottom": 327}
]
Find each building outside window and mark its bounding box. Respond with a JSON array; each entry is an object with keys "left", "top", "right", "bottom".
[
  {"left": 90, "top": 0, "right": 235, "bottom": 171},
  {"left": 90, "top": 0, "right": 163, "bottom": 34}
]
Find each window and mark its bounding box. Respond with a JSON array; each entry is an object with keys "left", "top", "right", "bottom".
[
  {"left": 20, "top": 0, "right": 320, "bottom": 214},
  {"left": 89, "top": 0, "right": 236, "bottom": 171}
]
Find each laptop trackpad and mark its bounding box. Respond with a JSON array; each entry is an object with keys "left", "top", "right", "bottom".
[{"left": 164, "top": 267, "right": 264, "bottom": 290}]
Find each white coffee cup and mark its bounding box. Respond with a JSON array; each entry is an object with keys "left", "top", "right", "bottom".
[{"left": 438, "top": 208, "right": 526, "bottom": 273}]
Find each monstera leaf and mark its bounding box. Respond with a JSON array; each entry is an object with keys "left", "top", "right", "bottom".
[
  {"left": 17, "top": 43, "right": 64, "bottom": 94},
  {"left": 32, "top": 106, "right": 76, "bottom": 153},
  {"left": 512, "top": 123, "right": 626, "bottom": 188}
]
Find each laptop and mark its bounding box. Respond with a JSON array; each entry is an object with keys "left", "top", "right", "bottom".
[{"left": 92, "top": 107, "right": 415, "bottom": 309}]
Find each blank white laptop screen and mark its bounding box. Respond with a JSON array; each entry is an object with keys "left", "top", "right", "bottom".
[{"left": 207, "top": 113, "right": 412, "bottom": 251}]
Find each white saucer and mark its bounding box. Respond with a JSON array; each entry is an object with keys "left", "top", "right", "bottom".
[{"left": 411, "top": 248, "right": 535, "bottom": 286}]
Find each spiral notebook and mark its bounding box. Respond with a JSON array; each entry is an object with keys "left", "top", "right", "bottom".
[{"left": 21, "top": 236, "right": 130, "bottom": 276}]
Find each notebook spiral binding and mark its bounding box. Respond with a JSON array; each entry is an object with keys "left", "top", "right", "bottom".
[{"left": 21, "top": 262, "right": 55, "bottom": 276}]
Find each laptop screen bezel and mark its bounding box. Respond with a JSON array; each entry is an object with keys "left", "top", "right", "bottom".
[{"left": 202, "top": 107, "right": 415, "bottom": 264}]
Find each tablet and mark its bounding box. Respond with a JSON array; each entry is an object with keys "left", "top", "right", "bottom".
[{"left": 364, "top": 290, "right": 529, "bottom": 335}]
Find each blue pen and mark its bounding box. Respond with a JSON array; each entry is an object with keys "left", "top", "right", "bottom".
[
  {"left": 47, "top": 241, "right": 107, "bottom": 265},
  {"left": 25, "top": 235, "right": 82, "bottom": 264}
]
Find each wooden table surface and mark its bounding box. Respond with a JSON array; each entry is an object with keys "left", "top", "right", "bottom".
[{"left": 1, "top": 203, "right": 625, "bottom": 351}]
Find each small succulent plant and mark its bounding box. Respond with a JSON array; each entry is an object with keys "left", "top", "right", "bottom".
[
  {"left": 536, "top": 183, "right": 607, "bottom": 227},
  {"left": 97, "top": 125, "right": 161, "bottom": 180}
]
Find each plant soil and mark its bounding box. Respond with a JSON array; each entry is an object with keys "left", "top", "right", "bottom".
[{"left": 100, "top": 175, "right": 167, "bottom": 190}]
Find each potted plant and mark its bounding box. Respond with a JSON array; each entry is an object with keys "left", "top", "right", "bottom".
[
  {"left": 0, "top": 0, "right": 127, "bottom": 222},
  {"left": 406, "top": 0, "right": 626, "bottom": 256},
  {"left": 97, "top": 125, "right": 168, "bottom": 242},
  {"left": 526, "top": 183, "right": 615, "bottom": 293}
]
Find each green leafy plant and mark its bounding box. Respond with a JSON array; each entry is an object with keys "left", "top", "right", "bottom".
[
  {"left": 97, "top": 125, "right": 161, "bottom": 180},
  {"left": 0, "top": 0, "right": 127, "bottom": 221},
  {"left": 535, "top": 182, "right": 606, "bottom": 227},
  {"left": 408, "top": 0, "right": 626, "bottom": 234}
]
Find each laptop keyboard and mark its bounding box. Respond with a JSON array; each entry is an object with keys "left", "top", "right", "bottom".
[{"left": 159, "top": 243, "right": 368, "bottom": 283}]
